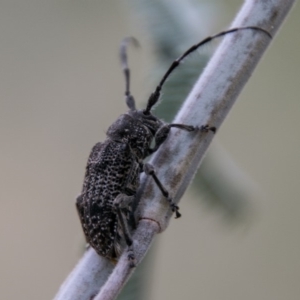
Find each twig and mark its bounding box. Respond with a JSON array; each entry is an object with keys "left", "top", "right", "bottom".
[{"left": 54, "top": 248, "right": 114, "bottom": 300}]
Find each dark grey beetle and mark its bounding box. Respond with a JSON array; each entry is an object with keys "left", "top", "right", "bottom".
[{"left": 76, "top": 27, "right": 271, "bottom": 263}]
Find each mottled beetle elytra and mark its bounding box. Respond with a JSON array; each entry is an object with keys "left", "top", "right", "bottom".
[{"left": 76, "top": 26, "right": 271, "bottom": 265}]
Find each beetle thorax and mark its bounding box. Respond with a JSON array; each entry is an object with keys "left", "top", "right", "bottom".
[{"left": 106, "top": 111, "right": 163, "bottom": 159}]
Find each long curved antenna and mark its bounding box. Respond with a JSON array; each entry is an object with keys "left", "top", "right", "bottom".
[
  {"left": 144, "top": 26, "right": 272, "bottom": 114},
  {"left": 120, "top": 37, "right": 139, "bottom": 111}
]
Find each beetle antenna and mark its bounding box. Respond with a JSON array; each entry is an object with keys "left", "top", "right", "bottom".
[
  {"left": 120, "top": 37, "right": 140, "bottom": 111},
  {"left": 144, "top": 26, "right": 271, "bottom": 114}
]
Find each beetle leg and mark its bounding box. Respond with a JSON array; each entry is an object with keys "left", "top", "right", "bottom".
[
  {"left": 143, "top": 163, "right": 181, "bottom": 218},
  {"left": 113, "top": 194, "right": 136, "bottom": 267}
]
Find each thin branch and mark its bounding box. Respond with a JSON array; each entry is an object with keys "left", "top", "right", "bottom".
[
  {"left": 54, "top": 249, "right": 114, "bottom": 300},
  {"left": 54, "top": 0, "right": 295, "bottom": 299}
]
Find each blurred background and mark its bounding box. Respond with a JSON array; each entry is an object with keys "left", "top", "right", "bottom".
[{"left": 1, "top": 1, "right": 299, "bottom": 299}]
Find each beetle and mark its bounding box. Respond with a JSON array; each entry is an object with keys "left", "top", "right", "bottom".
[{"left": 76, "top": 26, "right": 271, "bottom": 264}]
